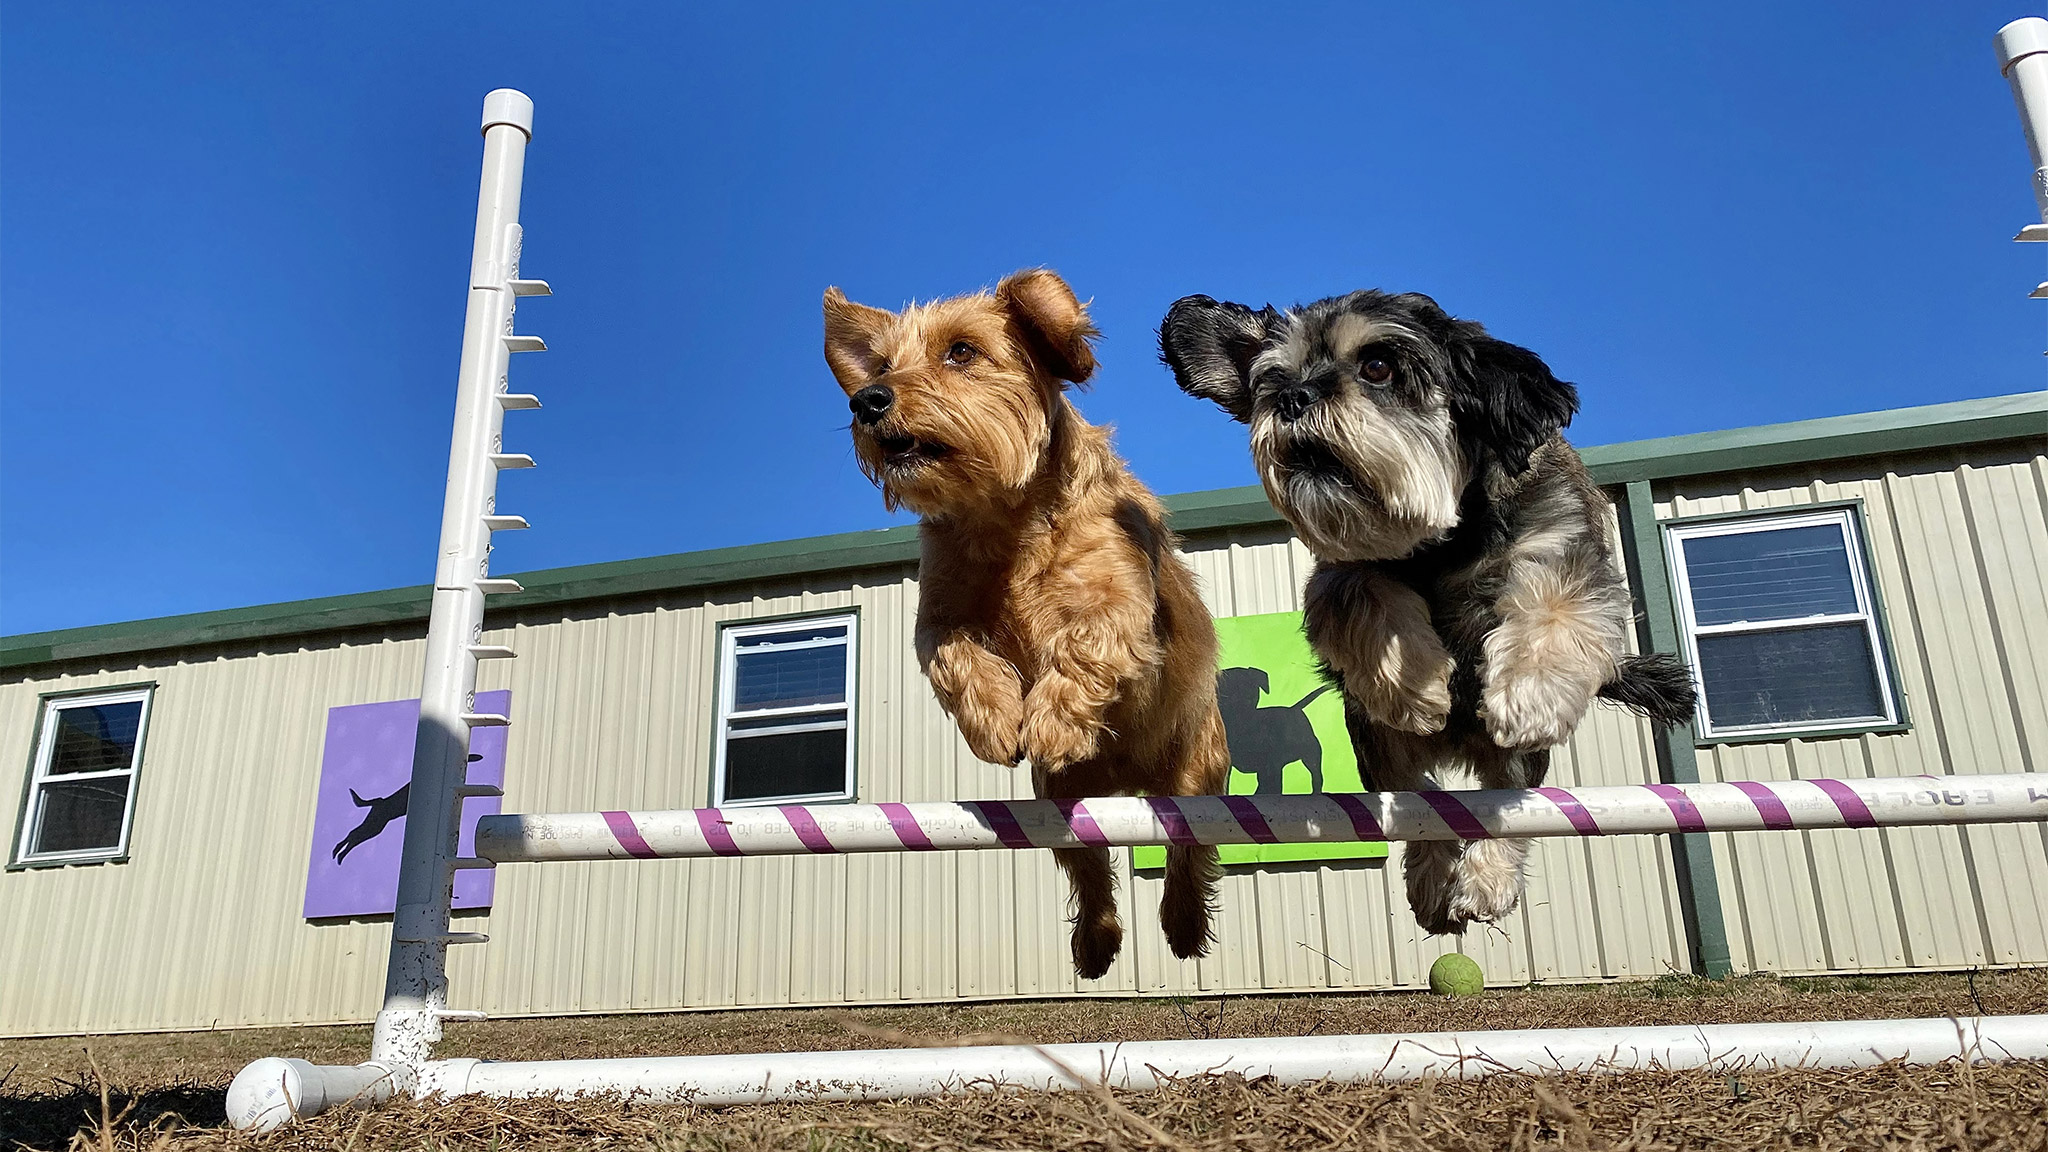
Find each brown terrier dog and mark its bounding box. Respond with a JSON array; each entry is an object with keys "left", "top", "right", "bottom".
[{"left": 823, "top": 269, "right": 1229, "bottom": 979}]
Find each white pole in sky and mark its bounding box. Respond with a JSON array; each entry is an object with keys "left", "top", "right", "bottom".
[
  {"left": 1994, "top": 18, "right": 2048, "bottom": 299},
  {"left": 370, "top": 89, "right": 548, "bottom": 1068},
  {"left": 1997, "top": 18, "right": 2048, "bottom": 221}
]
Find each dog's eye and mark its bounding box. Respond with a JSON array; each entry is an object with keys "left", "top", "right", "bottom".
[
  {"left": 1359, "top": 352, "right": 1395, "bottom": 385},
  {"left": 875, "top": 358, "right": 891, "bottom": 376},
  {"left": 946, "top": 341, "right": 977, "bottom": 366}
]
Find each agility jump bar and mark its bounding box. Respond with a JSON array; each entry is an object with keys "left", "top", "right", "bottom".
[{"left": 474, "top": 773, "right": 2048, "bottom": 863}]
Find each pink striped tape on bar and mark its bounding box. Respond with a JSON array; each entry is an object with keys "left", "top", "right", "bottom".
[
  {"left": 602, "top": 811, "right": 661, "bottom": 859},
  {"left": 877, "top": 802, "right": 937, "bottom": 850},
  {"left": 1730, "top": 781, "right": 1796, "bottom": 830},
  {"left": 964, "top": 800, "right": 1035, "bottom": 850},
  {"left": 1055, "top": 799, "right": 1113, "bottom": 848},
  {"left": 693, "top": 809, "right": 744, "bottom": 857},
  {"left": 777, "top": 805, "right": 836, "bottom": 853},
  {"left": 479, "top": 774, "right": 2048, "bottom": 864}
]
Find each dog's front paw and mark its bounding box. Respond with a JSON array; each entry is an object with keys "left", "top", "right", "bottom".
[
  {"left": 1349, "top": 650, "right": 1455, "bottom": 735},
  {"left": 1020, "top": 674, "right": 1106, "bottom": 769},
  {"left": 959, "top": 707, "right": 1025, "bottom": 767},
  {"left": 953, "top": 680, "right": 1025, "bottom": 765},
  {"left": 1481, "top": 664, "right": 1591, "bottom": 750},
  {"left": 1019, "top": 709, "right": 1100, "bottom": 771},
  {"left": 927, "top": 638, "right": 1027, "bottom": 765}
]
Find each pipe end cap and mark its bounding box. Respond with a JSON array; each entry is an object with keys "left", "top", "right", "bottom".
[
  {"left": 226, "top": 1057, "right": 310, "bottom": 1132},
  {"left": 481, "top": 89, "right": 534, "bottom": 137},
  {"left": 1996, "top": 18, "right": 2048, "bottom": 73}
]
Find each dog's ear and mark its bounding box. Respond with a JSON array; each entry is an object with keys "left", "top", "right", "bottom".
[
  {"left": 822, "top": 287, "right": 895, "bottom": 389},
  {"left": 996, "top": 269, "right": 1099, "bottom": 386},
  {"left": 1446, "top": 329, "right": 1579, "bottom": 476},
  {"left": 1158, "top": 295, "right": 1275, "bottom": 424}
]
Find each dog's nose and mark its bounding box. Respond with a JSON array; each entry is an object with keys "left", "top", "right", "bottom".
[
  {"left": 1273, "top": 384, "right": 1319, "bottom": 423},
  {"left": 850, "top": 384, "right": 895, "bottom": 425}
]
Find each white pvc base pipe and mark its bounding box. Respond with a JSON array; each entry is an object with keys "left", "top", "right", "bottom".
[
  {"left": 226, "top": 1058, "right": 407, "bottom": 1131},
  {"left": 226, "top": 1014, "right": 2048, "bottom": 1130}
]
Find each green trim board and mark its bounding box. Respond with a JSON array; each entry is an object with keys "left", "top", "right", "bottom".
[
  {"left": 1578, "top": 391, "right": 2045, "bottom": 484},
  {"left": 1153, "top": 391, "right": 2047, "bottom": 521},
  {"left": 1134, "top": 611, "right": 1388, "bottom": 870},
  {"left": 0, "top": 526, "right": 920, "bottom": 671},
  {"left": 4, "top": 392, "right": 2040, "bottom": 672},
  {"left": 1616, "top": 481, "right": 1733, "bottom": 979},
  {"left": 1658, "top": 498, "right": 1913, "bottom": 747}
]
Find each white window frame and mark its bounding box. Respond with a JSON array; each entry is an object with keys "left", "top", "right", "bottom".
[
  {"left": 1665, "top": 507, "right": 1899, "bottom": 740},
  {"left": 13, "top": 686, "right": 154, "bottom": 866},
  {"left": 711, "top": 613, "right": 858, "bottom": 808}
]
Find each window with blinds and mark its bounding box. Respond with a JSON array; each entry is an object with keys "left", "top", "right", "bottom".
[
  {"left": 1665, "top": 507, "right": 1900, "bottom": 740},
  {"left": 712, "top": 615, "right": 858, "bottom": 806},
  {"left": 14, "top": 686, "right": 154, "bottom": 865}
]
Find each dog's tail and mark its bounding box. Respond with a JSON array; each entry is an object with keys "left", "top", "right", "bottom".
[
  {"left": 1291, "top": 683, "right": 1335, "bottom": 712},
  {"left": 1597, "top": 654, "right": 1697, "bottom": 728}
]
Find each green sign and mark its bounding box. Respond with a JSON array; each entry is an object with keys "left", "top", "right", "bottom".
[{"left": 1134, "top": 611, "right": 1388, "bottom": 868}]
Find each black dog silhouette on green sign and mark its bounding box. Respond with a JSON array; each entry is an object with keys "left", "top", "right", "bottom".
[{"left": 1215, "top": 667, "right": 1333, "bottom": 794}]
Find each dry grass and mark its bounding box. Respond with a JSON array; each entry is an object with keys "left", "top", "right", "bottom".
[{"left": 5, "top": 970, "right": 2044, "bottom": 1151}]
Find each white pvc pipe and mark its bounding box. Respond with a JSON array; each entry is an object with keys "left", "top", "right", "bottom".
[
  {"left": 227, "top": 1014, "right": 2048, "bottom": 1130},
  {"left": 1997, "top": 17, "right": 2048, "bottom": 220},
  {"left": 225, "top": 1058, "right": 406, "bottom": 1132},
  {"left": 475, "top": 774, "right": 2048, "bottom": 863},
  {"left": 373, "top": 88, "right": 546, "bottom": 1068}
]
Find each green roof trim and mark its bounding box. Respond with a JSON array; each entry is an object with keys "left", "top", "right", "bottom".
[
  {"left": 4, "top": 391, "right": 2040, "bottom": 671},
  {"left": 0, "top": 526, "right": 925, "bottom": 671},
  {"left": 1577, "top": 390, "right": 2045, "bottom": 483}
]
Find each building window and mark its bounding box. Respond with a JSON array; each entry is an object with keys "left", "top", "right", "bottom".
[
  {"left": 713, "top": 614, "right": 857, "bottom": 807},
  {"left": 14, "top": 687, "right": 153, "bottom": 865},
  {"left": 1666, "top": 507, "right": 1900, "bottom": 740}
]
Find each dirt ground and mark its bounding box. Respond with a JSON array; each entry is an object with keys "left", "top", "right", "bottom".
[{"left": 4, "top": 971, "right": 2044, "bottom": 1150}]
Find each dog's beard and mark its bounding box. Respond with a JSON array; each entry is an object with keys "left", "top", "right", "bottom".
[
  {"left": 1251, "top": 394, "right": 1465, "bottom": 562},
  {"left": 854, "top": 393, "right": 1049, "bottom": 518},
  {"left": 857, "top": 431, "right": 952, "bottom": 513}
]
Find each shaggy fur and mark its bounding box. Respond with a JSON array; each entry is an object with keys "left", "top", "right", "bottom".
[
  {"left": 1161, "top": 289, "right": 1695, "bottom": 935},
  {"left": 825, "top": 270, "right": 1230, "bottom": 978}
]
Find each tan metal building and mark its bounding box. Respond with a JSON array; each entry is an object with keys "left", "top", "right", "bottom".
[{"left": 3, "top": 392, "right": 2043, "bottom": 1038}]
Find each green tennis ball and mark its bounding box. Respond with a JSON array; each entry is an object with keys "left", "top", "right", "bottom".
[{"left": 1429, "top": 952, "right": 1484, "bottom": 996}]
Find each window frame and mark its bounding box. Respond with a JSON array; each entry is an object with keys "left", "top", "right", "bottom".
[
  {"left": 1662, "top": 501, "right": 1907, "bottom": 744},
  {"left": 710, "top": 611, "right": 859, "bottom": 808},
  {"left": 10, "top": 683, "right": 157, "bottom": 868}
]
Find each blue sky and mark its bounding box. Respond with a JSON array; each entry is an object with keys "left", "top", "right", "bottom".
[{"left": 3, "top": 2, "right": 2043, "bottom": 635}]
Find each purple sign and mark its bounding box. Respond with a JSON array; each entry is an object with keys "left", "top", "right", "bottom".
[{"left": 303, "top": 692, "right": 507, "bottom": 920}]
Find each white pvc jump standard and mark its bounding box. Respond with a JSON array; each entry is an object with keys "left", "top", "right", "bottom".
[
  {"left": 223, "top": 69, "right": 2048, "bottom": 1133},
  {"left": 1998, "top": 16, "right": 2048, "bottom": 291},
  {"left": 371, "top": 87, "right": 550, "bottom": 1072}
]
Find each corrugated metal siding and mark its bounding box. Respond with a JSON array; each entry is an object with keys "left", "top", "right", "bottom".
[
  {"left": 0, "top": 635, "right": 435, "bottom": 1036},
  {"left": 1660, "top": 443, "right": 2048, "bottom": 976},
  {"left": 464, "top": 530, "right": 1688, "bottom": 1019},
  {"left": 0, "top": 531, "right": 1689, "bottom": 1037},
  {"left": 5, "top": 442, "right": 2040, "bottom": 1036}
]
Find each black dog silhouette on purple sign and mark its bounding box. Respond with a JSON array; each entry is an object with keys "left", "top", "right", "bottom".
[
  {"left": 1215, "top": 667, "right": 1333, "bottom": 795},
  {"left": 332, "top": 783, "right": 408, "bottom": 864}
]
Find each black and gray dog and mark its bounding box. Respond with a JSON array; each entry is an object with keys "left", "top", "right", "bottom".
[{"left": 1162, "top": 290, "right": 1693, "bottom": 934}]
